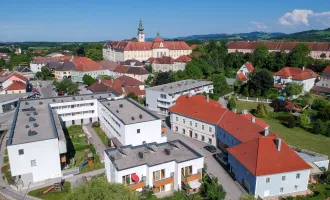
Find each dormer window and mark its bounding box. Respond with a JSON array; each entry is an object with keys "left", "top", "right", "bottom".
[{"left": 160, "top": 42, "right": 163, "bottom": 47}]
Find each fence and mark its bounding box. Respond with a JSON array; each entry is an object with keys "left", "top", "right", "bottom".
[{"left": 236, "top": 95, "right": 272, "bottom": 103}]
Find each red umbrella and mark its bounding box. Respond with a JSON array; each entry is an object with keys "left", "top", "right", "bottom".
[{"left": 131, "top": 173, "right": 139, "bottom": 182}]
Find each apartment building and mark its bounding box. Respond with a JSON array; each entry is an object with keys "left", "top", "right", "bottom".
[
  {"left": 311, "top": 65, "right": 330, "bottom": 95},
  {"left": 147, "top": 55, "right": 191, "bottom": 73},
  {"left": 98, "top": 98, "right": 166, "bottom": 147},
  {"left": 146, "top": 79, "right": 213, "bottom": 114},
  {"left": 104, "top": 140, "right": 204, "bottom": 194}
]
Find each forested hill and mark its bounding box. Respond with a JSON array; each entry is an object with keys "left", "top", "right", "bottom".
[{"left": 270, "top": 28, "right": 330, "bottom": 41}]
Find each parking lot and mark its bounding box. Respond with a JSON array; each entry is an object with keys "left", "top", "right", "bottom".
[{"left": 165, "top": 126, "right": 245, "bottom": 200}]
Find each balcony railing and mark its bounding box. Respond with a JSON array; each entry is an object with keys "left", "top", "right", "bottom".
[
  {"left": 128, "top": 181, "right": 145, "bottom": 190},
  {"left": 157, "top": 97, "right": 172, "bottom": 102},
  {"left": 157, "top": 103, "right": 171, "bottom": 108},
  {"left": 181, "top": 173, "right": 202, "bottom": 183},
  {"left": 153, "top": 177, "right": 174, "bottom": 187}
]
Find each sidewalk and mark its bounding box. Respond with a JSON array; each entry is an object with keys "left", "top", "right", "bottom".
[{"left": 83, "top": 124, "right": 107, "bottom": 162}]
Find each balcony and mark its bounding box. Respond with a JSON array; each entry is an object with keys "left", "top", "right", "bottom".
[
  {"left": 153, "top": 177, "right": 174, "bottom": 187},
  {"left": 157, "top": 97, "right": 172, "bottom": 103},
  {"left": 128, "top": 181, "right": 145, "bottom": 190},
  {"left": 181, "top": 173, "right": 202, "bottom": 183},
  {"left": 157, "top": 103, "right": 171, "bottom": 108}
]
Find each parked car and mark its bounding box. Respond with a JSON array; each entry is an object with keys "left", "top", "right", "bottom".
[
  {"left": 58, "top": 91, "right": 65, "bottom": 96},
  {"left": 213, "top": 153, "right": 228, "bottom": 165},
  {"left": 203, "top": 145, "right": 217, "bottom": 153}
]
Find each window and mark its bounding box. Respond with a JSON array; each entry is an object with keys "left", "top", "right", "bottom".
[
  {"left": 295, "top": 185, "right": 298, "bottom": 190},
  {"left": 194, "top": 133, "right": 198, "bottom": 139},
  {"left": 266, "top": 178, "right": 270, "bottom": 183},
  {"left": 209, "top": 127, "right": 212, "bottom": 132},
  {"left": 183, "top": 119, "right": 185, "bottom": 124},
  {"left": 143, "top": 141, "right": 146, "bottom": 144},
  {"left": 190, "top": 121, "right": 192, "bottom": 126},
  {"left": 182, "top": 129, "right": 185, "bottom": 134},
  {"left": 296, "top": 173, "right": 300, "bottom": 179},
  {"left": 181, "top": 166, "right": 192, "bottom": 176},
  {"left": 208, "top": 138, "right": 212, "bottom": 144},
  {"left": 282, "top": 176, "right": 286, "bottom": 181},
  {"left": 153, "top": 169, "right": 165, "bottom": 181},
  {"left": 280, "top": 188, "right": 284, "bottom": 193},
  {"left": 18, "top": 149, "right": 24, "bottom": 155},
  {"left": 202, "top": 125, "right": 204, "bottom": 130},
  {"left": 175, "top": 126, "right": 178, "bottom": 131},
  {"left": 31, "top": 160, "right": 36, "bottom": 167},
  {"left": 176, "top": 117, "right": 178, "bottom": 121},
  {"left": 137, "top": 129, "right": 140, "bottom": 134},
  {"left": 195, "top": 123, "right": 197, "bottom": 128},
  {"left": 201, "top": 136, "right": 205, "bottom": 141}
]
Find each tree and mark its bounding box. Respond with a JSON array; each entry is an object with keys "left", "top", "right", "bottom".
[
  {"left": 299, "top": 113, "right": 310, "bottom": 129},
  {"left": 256, "top": 103, "right": 267, "bottom": 118},
  {"left": 64, "top": 178, "right": 138, "bottom": 200},
  {"left": 0, "top": 58, "right": 6, "bottom": 68},
  {"left": 67, "top": 82, "right": 79, "bottom": 95},
  {"left": 227, "top": 98, "right": 236, "bottom": 110},
  {"left": 86, "top": 49, "right": 103, "bottom": 61},
  {"left": 318, "top": 104, "right": 330, "bottom": 121},
  {"left": 212, "top": 74, "right": 231, "bottom": 97},
  {"left": 251, "top": 45, "right": 269, "bottom": 68},
  {"left": 154, "top": 72, "right": 171, "bottom": 85},
  {"left": 288, "top": 43, "right": 311, "bottom": 67},
  {"left": 82, "top": 74, "right": 97, "bottom": 86},
  {"left": 200, "top": 177, "right": 226, "bottom": 200},
  {"left": 101, "top": 75, "right": 112, "bottom": 80},
  {"left": 326, "top": 125, "right": 330, "bottom": 137},
  {"left": 320, "top": 53, "right": 327, "bottom": 59},
  {"left": 248, "top": 69, "right": 274, "bottom": 96},
  {"left": 312, "top": 97, "right": 329, "bottom": 111},
  {"left": 286, "top": 82, "right": 303, "bottom": 96},
  {"left": 287, "top": 115, "right": 296, "bottom": 128},
  {"left": 240, "top": 194, "right": 257, "bottom": 200},
  {"left": 35, "top": 72, "right": 43, "bottom": 80},
  {"left": 127, "top": 93, "right": 139, "bottom": 101},
  {"left": 312, "top": 119, "right": 327, "bottom": 134}
]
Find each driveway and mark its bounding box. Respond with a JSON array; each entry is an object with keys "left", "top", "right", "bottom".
[
  {"left": 38, "top": 81, "right": 56, "bottom": 98},
  {"left": 165, "top": 128, "right": 245, "bottom": 200}
]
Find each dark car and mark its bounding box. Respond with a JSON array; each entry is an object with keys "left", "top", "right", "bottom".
[
  {"left": 213, "top": 153, "right": 228, "bottom": 165},
  {"left": 203, "top": 145, "right": 217, "bottom": 153}
]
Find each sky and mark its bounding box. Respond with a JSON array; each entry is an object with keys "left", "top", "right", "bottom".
[{"left": 1, "top": 0, "right": 330, "bottom": 42}]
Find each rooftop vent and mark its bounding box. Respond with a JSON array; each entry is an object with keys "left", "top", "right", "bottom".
[
  {"left": 29, "top": 117, "right": 36, "bottom": 122},
  {"left": 164, "top": 148, "right": 171, "bottom": 155},
  {"left": 39, "top": 102, "right": 43, "bottom": 105},
  {"left": 119, "top": 104, "right": 123, "bottom": 108},
  {"left": 33, "top": 111, "right": 38, "bottom": 116},
  {"left": 161, "top": 88, "right": 164, "bottom": 91},
  {"left": 33, "top": 123, "right": 38, "bottom": 128},
  {"left": 116, "top": 110, "right": 119, "bottom": 113},
  {"left": 25, "top": 124, "right": 30, "bottom": 128},
  {"left": 108, "top": 94, "right": 111, "bottom": 97},
  {"left": 139, "top": 114, "right": 143, "bottom": 119},
  {"left": 131, "top": 116, "right": 135, "bottom": 121},
  {"left": 81, "top": 98, "right": 83, "bottom": 100},
  {"left": 91, "top": 95, "right": 94, "bottom": 98},
  {"left": 28, "top": 130, "right": 37, "bottom": 136},
  {"left": 52, "top": 99, "right": 56, "bottom": 102},
  {"left": 138, "top": 152, "right": 143, "bottom": 159},
  {"left": 169, "top": 142, "right": 179, "bottom": 149},
  {"left": 25, "top": 102, "right": 29, "bottom": 105}
]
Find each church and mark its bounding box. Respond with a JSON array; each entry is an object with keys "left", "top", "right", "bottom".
[{"left": 103, "top": 20, "right": 193, "bottom": 62}]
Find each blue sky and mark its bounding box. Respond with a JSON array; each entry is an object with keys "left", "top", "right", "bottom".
[{"left": 1, "top": 0, "right": 330, "bottom": 42}]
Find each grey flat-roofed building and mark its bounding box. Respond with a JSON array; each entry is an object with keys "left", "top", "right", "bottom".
[
  {"left": 105, "top": 140, "right": 203, "bottom": 170},
  {"left": 0, "top": 93, "right": 35, "bottom": 114},
  {"left": 145, "top": 79, "right": 213, "bottom": 114},
  {"left": 99, "top": 98, "right": 158, "bottom": 125}
]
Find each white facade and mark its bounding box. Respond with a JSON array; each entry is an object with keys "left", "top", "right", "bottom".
[
  {"left": 273, "top": 75, "right": 317, "bottom": 93},
  {"left": 170, "top": 113, "right": 217, "bottom": 146},
  {"left": 151, "top": 62, "right": 186, "bottom": 73},
  {"left": 30, "top": 63, "right": 43, "bottom": 73},
  {"left": 71, "top": 70, "right": 108, "bottom": 83},
  {"left": 98, "top": 102, "right": 166, "bottom": 146},
  {"left": 8, "top": 138, "right": 62, "bottom": 184},
  {"left": 255, "top": 169, "right": 310, "bottom": 198}
]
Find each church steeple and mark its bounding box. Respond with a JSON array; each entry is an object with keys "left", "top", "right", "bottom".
[
  {"left": 137, "top": 19, "right": 145, "bottom": 42},
  {"left": 157, "top": 30, "right": 160, "bottom": 37}
]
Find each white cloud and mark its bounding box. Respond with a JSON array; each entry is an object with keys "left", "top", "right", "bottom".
[
  {"left": 251, "top": 21, "right": 268, "bottom": 31},
  {"left": 278, "top": 9, "right": 330, "bottom": 26}
]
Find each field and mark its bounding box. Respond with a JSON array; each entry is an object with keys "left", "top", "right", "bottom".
[
  {"left": 235, "top": 101, "right": 259, "bottom": 113},
  {"left": 28, "top": 182, "right": 71, "bottom": 200},
  {"left": 236, "top": 101, "right": 330, "bottom": 158}
]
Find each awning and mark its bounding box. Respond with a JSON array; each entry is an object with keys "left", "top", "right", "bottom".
[{"left": 188, "top": 181, "right": 201, "bottom": 189}]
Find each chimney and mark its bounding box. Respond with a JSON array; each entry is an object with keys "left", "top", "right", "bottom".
[
  {"left": 275, "top": 138, "right": 281, "bottom": 151},
  {"left": 206, "top": 95, "right": 209, "bottom": 102},
  {"left": 264, "top": 127, "right": 269, "bottom": 136},
  {"left": 98, "top": 79, "right": 101, "bottom": 84},
  {"left": 251, "top": 116, "right": 256, "bottom": 123},
  {"left": 71, "top": 55, "right": 74, "bottom": 61},
  {"left": 302, "top": 66, "right": 305, "bottom": 71},
  {"left": 242, "top": 109, "right": 248, "bottom": 115},
  {"left": 232, "top": 108, "right": 237, "bottom": 113}
]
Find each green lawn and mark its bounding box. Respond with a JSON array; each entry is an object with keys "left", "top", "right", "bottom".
[
  {"left": 308, "top": 183, "right": 330, "bottom": 199},
  {"left": 235, "top": 101, "right": 259, "bottom": 113},
  {"left": 93, "top": 127, "right": 108, "bottom": 146},
  {"left": 28, "top": 182, "right": 71, "bottom": 200}
]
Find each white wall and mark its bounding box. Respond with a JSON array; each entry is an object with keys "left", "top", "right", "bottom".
[
  {"left": 255, "top": 169, "right": 310, "bottom": 198},
  {"left": 314, "top": 160, "right": 329, "bottom": 170},
  {"left": 8, "top": 138, "right": 62, "bottom": 183},
  {"left": 30, "top": 63, "right": 43, "bottom": 73},
  {"left": 293, "top": 78, "right": 316, "bottom": 93}
]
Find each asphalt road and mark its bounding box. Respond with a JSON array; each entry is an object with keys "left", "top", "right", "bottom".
[
  {"left": 38, "top": 81, "right": 56, "bottom": 98},
  {"left": 164, "top": 126, "right": 245, "bottom": 200}
]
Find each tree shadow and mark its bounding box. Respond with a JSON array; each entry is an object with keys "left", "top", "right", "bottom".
[{"left": 63, "top": 127, "right": 75, "bottom": 166}]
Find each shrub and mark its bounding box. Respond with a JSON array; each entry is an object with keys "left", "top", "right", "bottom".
[
  {"left": 326, "top": 125, "right": 330, "bottom": 137},
  {"left": 312, "top": 119, "right": 327, "bottom": 134},
  {"left": 287, "top": 116, "right": 296, "bottom": 128},
  {"left": 4, "top": 171, "right": 15, "bottom": 185},
  {"left": 1, "top": 164, "right": 10, "bottom": 174},
  {"left": 3, "top": 156, "right": 9, "bottom": 164},
  {"left": 227, "top": 98, "right": 236, "bottom": 110},
  {"left": 299, "top": 113, "right": 310, "bottom": 129},
  {"left": 92, "top": 121, "right": 100, "bottom": 128},
  {"left": 312, "top": 97, "right": 329, "bottom": 111},
  {"left": 256, "top": 103, "right": 267, "bottom": 118}
]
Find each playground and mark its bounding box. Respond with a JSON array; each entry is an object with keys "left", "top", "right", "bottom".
[
  {"left": 28, "top": 181, "right": 71, "bottom": 200},
  {"left": 65, "top": 125, "right": 104, "bottom": 173}
]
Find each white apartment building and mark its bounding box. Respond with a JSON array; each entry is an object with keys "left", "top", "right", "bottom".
[
  {"left": 104, "top": 140, "right": 204, "bottom": 194},
  {"left": 98, "top": 98, "right": 166, "bottom": 147},
  {"left": 146, "top": 79, "right": 213, "bottom": 114}
]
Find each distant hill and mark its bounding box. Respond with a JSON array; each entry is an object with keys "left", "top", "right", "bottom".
[{"left": 270, "top": 28, "right": 330, "bottom": 41}]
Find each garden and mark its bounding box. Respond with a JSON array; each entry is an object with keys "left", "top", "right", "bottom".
[
  {"left": 28, "top": 181, "right": 71, "bottom": 200},
  {"left": 1, "top": 149, "right": 15, "bottom": 185},
  {"left": 65, "top": 125, "right": 104, "bottom": 173}
]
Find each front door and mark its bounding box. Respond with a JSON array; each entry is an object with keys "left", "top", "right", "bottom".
[{"left": 189, "top": 130, "right": 192, "bottom": 138}]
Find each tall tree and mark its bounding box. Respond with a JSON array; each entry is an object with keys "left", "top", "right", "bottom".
[
  {"left": 82, "top": 74, "right": 97, "bottom": 86},
  {"left": 286, "top": 82, "right": 303, "bottom": 96},
  {"left": 211, "top": 74, "right": 231, "bottom": 97},
  {"left": 248, "top": 69, "right": 274, "bottom": 96},
  {"left": 201, "top": 177, "right": 226, "bottom": 200},
  {"left": 86, "top": 49, "right": 103, "bottom": 61},
  {"left": 299, "top": 113, "right": 311, "bottom": 129},
  {"left": 288, "top": 43, "right": 311, "bottom": 67},
  {"left": 251, "top": 44, "right": 269, "bottom": 68}
]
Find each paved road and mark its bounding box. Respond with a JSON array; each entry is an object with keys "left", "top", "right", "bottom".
[
  {"left": 165, "top": 127, "right": 245, "bottom": 200},
  {"left": 39, "top": 81, "right": 56, "bottom": 98}
]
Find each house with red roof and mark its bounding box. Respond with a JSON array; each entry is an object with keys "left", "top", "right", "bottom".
[
  {"left": 311, "top": 65, "right": 330, "bottom": 95},
  {"left": 236, "top": 62, "right": 255, "bottom": 83},
  {"left": 103, "top": 20, "right": 192, "bottom": 62},
  {"left": 147, "top": 55, "right": 191, "bottom": 72},
  {"left": 273, "top": 67, "right": 319, "bottom": 93},
  {"left": 0, "top": 72, "right": 28, "bottom": 94},
  {"left": 169, "top": 94, "right": 313, "bottom": 198},
  {"left": 71, "top": 57, "right": 108, "bottom": 82}
]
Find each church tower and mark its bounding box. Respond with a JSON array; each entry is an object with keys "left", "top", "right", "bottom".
[{"left": 137, "top": 19, "right": 145, "bottom": 42}]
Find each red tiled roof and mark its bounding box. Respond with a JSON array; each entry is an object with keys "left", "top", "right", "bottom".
[
  {"left": 244, "top": 62, "right": 254, "bottom": 72},
  {"left": 73, "top": 57, "right": 103, "bottom": 72},
  {"left": 174, "top": 55, "right": 191, "bottom": 63},
  {"left": 7, "top": 81, "right": 26, "bottom": 90},
  {"left": 149, "top": 56, "right": 174, "bottom": 64},
  {"left": 124, "top": 86, "right": 146, "bottom": 96},
  {"left": 324, "top": 66, "right": 330, "bottom": 73},
  {"left": 236, "top": 73, "right": 247, "bottom": 81},
  {"left": 126, "top": 67, "right": 150, "bottom": 75},
  {"left": 116, "top": 75, "right": 144, "bottom": 86},
  {"left": 227, "top": 136, "right": 311, "bottom": 176},
  {"left": 240, "top": 113, "right": 269, "bottom": 129},
  {"left": 98, "top": 60, "right": 119, "bottom": 71},
  {"left": 274, "top": 84, "right": 283, "bottom": 89},
  {"left": 113, "top": 65, "right": 129, "bottom": 73},
  {"left": 322, "top": 66, "right": 330, "bottom": 77},
  {"left": 191, "top": 45, "right": 197, "bottom": 50},
  {"left": 169, "top": 94, "right": 225, "bottom": 124},
  {"left": 311, "top": 85, "right": 330, "bottom": 94},
  {"left": 104, "top": 40, "right": 192, "bottom": 51},
  {"left": 6, "top": 72, "right": 28, "bottom": 82},
  {"left": 227, "top": 41, "right": 330, "bottom": 52},
  {"left": 292, "top": 71, "right": 319, "bottom": 80},
  {"left": 275, "top": 67, "right": 319, "bottom": 80},
  {"left": 153, "top": 36, "right": 165, "bottom": 43}
]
